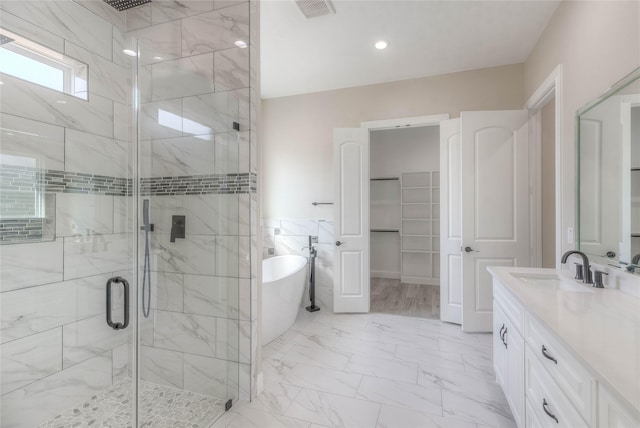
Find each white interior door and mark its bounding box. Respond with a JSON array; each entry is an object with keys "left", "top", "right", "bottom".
[
  {"left": 461, "top": 110, "right": 530, "bottom": 332},
  {"left": 333, "top": 128, "right": 370, "bottom": 313},
  {"left": 580, "top": 97, "right": 623, "bottom": 260},
  {"left": 440, "top": 118, "right": 462, "bottom": 324}
]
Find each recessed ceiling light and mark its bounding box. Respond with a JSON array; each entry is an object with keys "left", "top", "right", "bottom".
[
  {"left": 123, "top": 49, "right": 137, "bottom": 57},
  {"left": 375, "top": 40, "right": 388, "bottom": 50},
  {"left": 234, "top": 40, "right": 248, "bottom": 49}
]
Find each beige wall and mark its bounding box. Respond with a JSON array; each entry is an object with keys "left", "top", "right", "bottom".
[
  {"left": 541, "top": 98, "right": 556, "bottom": 268},
  {"left": 262, "top": 64, "right": 524, "bottom": 220},
  {"left": 523, "top": 0, "right": 640, "bottom": 255}
]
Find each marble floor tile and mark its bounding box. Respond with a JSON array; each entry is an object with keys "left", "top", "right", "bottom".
[
  {"left": 331, "top": 337, "right": 397, "bottom": 360},
  {"left": 346, "top": 354, "right": 419, "bottom": 384},
  {"left": 355, "top": 376, "right": 442, "bottom": 415},
  {"left": 441, "top": 389, "right": 515, "bottom": 427},
  {"left": 279, "top": 364, "right": 363, "bottom": 397},
  {"left": 418, "top": 363, "right": 505, "bottom": 402},
  {"left": 281, "top": 329, "right": 341, "bottom": 351},
  {"left": 245, "top": 381, "right": 302, "bottom": 415},
  {"left": 376, "top": 404, "right": 476, "bottom": 428},
  {"left": 247, "top": 311, "right": 512, "bottom": 428},
  {"left": 394, "top": 344, "right": 466, "bottom": 371},
  {"left": 462, "top": 352, "right": 497, "bottom": 380},
  {"left": 280, "top": 344, "right": 351, "bottom": 371},
  {"left": 285, "top": 389, "right": 381, "bottom": 428},
  {"left": 212, "top": 406, "right": 310, "bottom": 428}
]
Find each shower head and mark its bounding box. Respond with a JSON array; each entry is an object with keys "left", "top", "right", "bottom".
[
  {"left": 103, "top": 0, "right": 151, "bottom": 11},
  {"left": 0, "top": 34, "right": 15, "bottom": 45}
]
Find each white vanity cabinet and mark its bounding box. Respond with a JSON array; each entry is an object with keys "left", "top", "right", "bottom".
[
  {"left": 491, "top": 271, "right": 640, "bottom": 428},
  {"left": 493, "top": 279, "right": 525, "bottom": 428}
]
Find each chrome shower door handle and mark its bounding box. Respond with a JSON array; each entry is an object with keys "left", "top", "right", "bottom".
[{"left": 106, "top": 276, "right": 130, "bottom": 330}]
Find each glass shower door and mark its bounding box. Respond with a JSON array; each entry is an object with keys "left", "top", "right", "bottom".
[
  {"left": 133, "top": 8, "right": 242, "bottom": 422},
  {"left": 0, "top": 1, "right": 137, "bottom": 426},
  {"left": 1, "top": 1, "right": 247, "bottom": 425}
]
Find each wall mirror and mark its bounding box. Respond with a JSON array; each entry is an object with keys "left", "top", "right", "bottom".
[{"left": 577, "top": 67, "right": 640, "bottom": 274}]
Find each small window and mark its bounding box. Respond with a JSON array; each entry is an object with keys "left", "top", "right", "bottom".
[{"left": 0, "top": 28, "right": 88, "bottom": 100}]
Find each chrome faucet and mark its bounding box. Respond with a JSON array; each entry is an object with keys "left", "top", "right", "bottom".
[
  {"left": 301, "top": 245, "right": 317, "bottom": 257},
  {"left": 561, "top": 250, "right": 592, "bottom": 284},
  {"left": 627, "top": 253, "right": 640, "bottom": 273}
]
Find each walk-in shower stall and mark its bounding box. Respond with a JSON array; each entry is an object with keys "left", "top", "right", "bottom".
[{"left": 0, "top": 0, "right": 259, "bottom": 426}]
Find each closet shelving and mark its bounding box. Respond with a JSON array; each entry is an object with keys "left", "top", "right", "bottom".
[
  {"left": 400, "top": 171, "right": 440, "bottom": 285},
  {"left": 370, "top": 177, "right": 400, "bottom": 233}
]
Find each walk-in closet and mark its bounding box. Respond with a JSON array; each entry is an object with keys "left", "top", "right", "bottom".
[{"left": 369, "top": 125, "right": 440, "bottom": 318}]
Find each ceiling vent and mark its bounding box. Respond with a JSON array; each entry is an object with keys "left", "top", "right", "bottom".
[{"left": 295, "top": 0, "right": 335, "bottom": 19}]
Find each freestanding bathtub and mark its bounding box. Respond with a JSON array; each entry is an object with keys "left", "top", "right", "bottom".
[{"left": 262, "top": 255, "right": 308, "bottom": 345}]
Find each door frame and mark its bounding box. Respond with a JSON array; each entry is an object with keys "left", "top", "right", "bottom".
[
  {"left": 358, "top": 114, "right": 450, "bottom": 311},
  {"left": 524, "top": 64, "right": 564, "bottom": 268}
]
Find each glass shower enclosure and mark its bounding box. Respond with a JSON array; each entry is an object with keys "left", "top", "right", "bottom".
[{"left": 0, "top": 0, "right": 252, "bottom": 426}]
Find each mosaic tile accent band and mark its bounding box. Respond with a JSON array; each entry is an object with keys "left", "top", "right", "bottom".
[
  {"left": 140, "top": 173, "right": 257, "bottom": 196},
  {"left": 1, "top": 164, "right": 256, "bottom": 243},
  {"left": 1, "top": 165, "right": 257, "bottom": 197},
  {"left": 0, "top": 165, "right": 131, "bottom": 196}
]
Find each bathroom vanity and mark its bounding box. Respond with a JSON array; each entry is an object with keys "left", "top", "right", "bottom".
[{"left": 489, "top": 266, "right": 640, "bottom": 428}]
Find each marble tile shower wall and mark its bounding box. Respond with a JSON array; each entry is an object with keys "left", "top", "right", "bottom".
[
  {"left": 263, "top": 219, "right": 336, "bottom": 311},
  {"left": 127, "top": 0, "right": 259, "bottom": 403},
  {"left": 0, "top": 2, "right": 134, "bottom": 427}
]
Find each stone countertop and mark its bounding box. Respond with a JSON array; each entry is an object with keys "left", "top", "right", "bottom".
[{"left": 487, "top": 266, "right": 640, "bottom": 418}]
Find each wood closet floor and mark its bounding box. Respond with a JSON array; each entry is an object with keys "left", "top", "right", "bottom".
[{"left": 370, "top": 277, "right": 440, "bottom": 319}]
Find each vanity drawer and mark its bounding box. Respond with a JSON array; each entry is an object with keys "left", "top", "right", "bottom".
[
  {"left": 493, "top": 278, "right": 525, "bottom": 335},
  {"left": 525, "top": 314, "right": 594, "bottom": 425},
  {"left": 526, "top": 398, "right": 546, "bottom": 428},
  {"left": 525, "top": 345, "right": 589, "bottom": 427}
]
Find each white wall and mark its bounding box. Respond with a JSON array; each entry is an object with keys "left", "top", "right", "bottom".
[
  {"left": 523, "top": 0, "right": 640, "bottom": 257},
  {"left": 541, "top": 98, "right": 556, "bottom": 268},
  {"left": 370, "top": 126, "right": 440, "bottom": 177}
]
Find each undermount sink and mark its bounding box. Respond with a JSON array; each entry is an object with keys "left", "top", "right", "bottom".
[{"left": 510, "top": 272, "right": 594, "bottom": 293}]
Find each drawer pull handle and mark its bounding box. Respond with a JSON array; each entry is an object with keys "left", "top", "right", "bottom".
[
  {"left": 541, "top": 345, "right": 558, "bottom": 364},
  {"left": 499, "top": 325, "right": 505, "bottom": 341},
  {"left": 542, "top": 398, "right": 559, "bottom": 423},
  {"left": 502, "top": 326, "right": 508, "bottom": 349}
]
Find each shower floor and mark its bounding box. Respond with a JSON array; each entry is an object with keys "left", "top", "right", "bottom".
[{"left": 38, "top": 378, "right": 227, "bottom": 428}]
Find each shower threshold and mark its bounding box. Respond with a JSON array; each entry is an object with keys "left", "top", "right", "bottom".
[{"left": 38, "top": 378, "right": 227, "bottom": 428}]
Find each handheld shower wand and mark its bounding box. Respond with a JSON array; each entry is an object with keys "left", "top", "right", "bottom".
[{"left": 141, "top": 199, "right": 153, "bottom": 318}]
